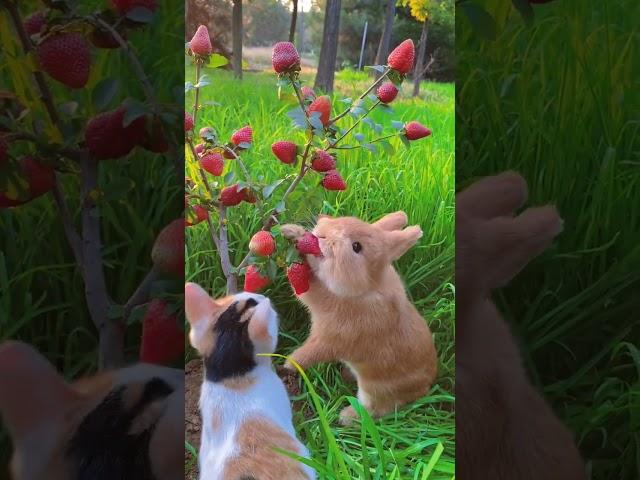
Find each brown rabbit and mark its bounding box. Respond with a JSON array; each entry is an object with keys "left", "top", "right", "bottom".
[
  {"left": 281, "top": 212, "right": 438, "bottom": 424},
  {"left": 456, "top": 172, "right": 586, "bottom": 480}
]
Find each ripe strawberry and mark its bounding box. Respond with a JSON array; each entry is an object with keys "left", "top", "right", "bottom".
[
  {"left": 404, "top": 121, "right": 431, "bottom": 141},
  {"left": 151, "top": 219, "right": 184, "bottom": 277},
  {"left": 185, "top": 204, "right": 208, "bottom": 226},
  {"left": 200, "top": 152, "right": 224, "bottom": 176},
  {"left": 231, "top": 126, "right": 252, "bottom": 147},
  {"left": 243, "top": 189, "right": 257, "bottom": 204},
  {"left": 184, "top": 111, "right": 194, "bottom": 132},
  {"left": 220, "top": 184, "right": 246, "bottom": 206},
  {"left": 301, "top": 86, "right": 316, "bottom": 100},
  {"left": 376, "top": 82, "right": 398, "bottom": 104},
  {"left": 307, "top": 95, "right": 331, "bottom": 126},
  {"left": 85, "top": 107, "right": 146, "bottom": 160},
  {"left": 287, "top": 262, "right": 311, "bottom": 295},
  {"left": 296, "top": 232, "right": 322, "bottom": 256},
  {"left": 244, "top": 265, "right": 270, "bottom": 293},
  {"left": 142, "top": 118, "right": 169, "bottom": 153},
  {"left": 321, "top": 170, "right": 347, "bottom": 191},
  {"left": 311, "top": 150, "right": 336, "bottom": 172},
  {"left": 271, "top": 141, "right": 298, "bottom": 164},
  {"left": 24, "top": 11, "right": 46, "bottom": 36},
  {"left": 38, "top": 33, "right": 91, "bottom": 89},
  {"left": 139, "top": 299, "right": 183, "bottom": 365},
  {"left": 272, "top": 41, "right": 300, "bottom": 73},
  {"left": 112, "top": 0, "right": 157, "bottom": 15},
  {"left": 190, "top": 25, "right": 212, "bottom": 56},
  {"left": 194, "top": 143, "right": 205, "bottom": 155},
  {"left": 0, "top": 157, "right": 55, "bottom": 207},
  {"left": 249, "top": 231, "right": 276, "bottom": 257},
  {"left": 387, "top": 39, "right": 415, "bottom": 74}
]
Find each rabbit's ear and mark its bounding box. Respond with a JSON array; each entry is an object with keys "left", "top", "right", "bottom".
[
  {"left": 0, "top": 341, "right": 78, "bottom": 443},
  {"left": 482, "top": 206, "right": 563, "bottom": 288},
  {"left": 185, "top": 282, "right": 217, "bottom": 326},
  {"left": 373, "top": 211, "right": 408, "bottom": 231},
  {"left": 458, "top": 171, "right": 528, "bottom": 219},
  {"left": 386, "top": 226, "right": 423, "bottom": 261}
]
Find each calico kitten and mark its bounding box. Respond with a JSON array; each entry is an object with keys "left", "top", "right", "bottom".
[
  {"left": 185, "top": 283, "right": 315, "bottom": 480},
  {"left": 0, "top": 341, "right": 184, "bottom": 480}
]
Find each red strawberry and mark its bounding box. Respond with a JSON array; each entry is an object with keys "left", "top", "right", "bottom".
[
  {"left": 142, "top": 119, "right": 169, "bottom": 153},
  {"left": 307, "top": 95, "right": 331, "bottom": 126},
  {"left": 272, "top": 41, "right": 300, "bottom": 73},
  {"left": 194, "top": 143, "right": 205, "bottom": 155},
  {"left": 139, "top": 299, "right": 183, "bottom": 365},
  {"left": 38, "top": 33, "right": 90, "bottom": 89},
  {"left": 190, "top": 25, "right": 212, "bottom": 56},
  {"left": 249, "top": 231, "right": 275, "bottom": 257},
  {"left": 271, "top": 141, "right": 298, "bottom": 164},
  {"left": 301, "top": 86, "right": 316, "bottom": 100},
  {"left": 200, "top": 152, "right": 224, "bottom": 176},
  {"left": 185, "top": 204, "right": 208, "bottom": 226},
  {"left": 112, "top": 0, "right": 157, "bottom": 15},
  {"left": 0, "top": 157, "right": 55, "bottom": 208},
  {"left": 287, "top": 262, "right": 311, "bottom": 295},
  {"left": 24, "top": 11, "right": 46, "bottom": 36},
  {"left": 184, "top": 111, "right": 194, "bottom": 132},
  {"left": 223, "top": 148, "right": 236, "bottom": 159},
  {"left": 243, "top": 189, "right": 257, "bottom": 204},
  {"left": 220, "top": 184, "right": 246, "bottom": 207},
  {"left": 296, "top": 232, "right": 322, "bottom": 256},
  {"left": 151, "top": 219, "right": 184, "bottom": 277},
  {"left": 387, "top": 39, "right": 415, "bottom": 74},
  {"left": 404, "top": 121, "right": 431, "bottom": 141},
  {"left": 244, "top": 265, "right": 270, "bottom": 293},
  {"left": 90, "top": 27, "right": 124, "bottom": 49},
  {"left": 376, "top": 82, "right": 398, "bottom": 104},
  {"left": 321, "top": 170, "right": 347, "bottom": 191},
  {"left": 311, "top": 150, "right": 336, "bottom": 172},
  {"left": 231, "top": 126, "right": 252, "bottom": 147},
  {"left": 0, "top": 137, "right": 7, "bottom": 165},
  {"left": 85, "top": 107, "right": 146, "bottom": 160}
]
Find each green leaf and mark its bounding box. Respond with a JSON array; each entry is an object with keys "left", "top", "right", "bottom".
[
  {"left": 391, "top": 120, "right": 405, "bottom": 130},
  {"left": 354, "top": 133, "right": 365, "bottom": 143},
  {"left": 223, "top": 171, "right": 235, "bottom": 184},
  {"left": 340, "top": 97, "right": 353, "bottom": 104},
  {"left": 209, "top": 53, "right": 229, "bottom": 68},
  {"left": 308, "top": 111, "right": 324, "bottom": 130},
  {"left": 267, "top": 258, "right": 278, "bottom": 279},
  {"left": 362, "top": 143, "right": 378, "bottom": 153},
  {"left": 364, "top": 65, "right": 385, "bottom": 73},
  {"left": 58, "top": 101, "right": 78, "bottom": 116},
  {"left": 511, "top": 0, "right": 534, "bottom": 26},
  {"left": 275, "top": 200, "right": 286, "bottom": 214},
  {"left": 125, "top": 6, "right": 154, "bottom": 23},
  {"left": 92, "top": 78, "right": 119, "bottom": 110},
  {"left": 379, "top": 140, "right": 395, "bottom": 156},
  {"left": 263, "top": 179, "right": 285, "bottom": 199},
  {"left": 461, "top": 2, "right": 498, "bottom": 41},
  {"left": 122, "top": 99, "right": 149, "bottom": 127},
  {"left": 400, "top": 135, "right": 411, "bottom": 150},
  {"left": 237, "top": 142, "right": 251, "bottom": 149}
]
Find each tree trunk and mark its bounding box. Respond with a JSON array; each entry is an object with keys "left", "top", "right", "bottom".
[
  {"left": 373, "top": 0, "right": 395, "bottom": 79},
  {"left": 289, "top": 0, "right": 298, "bottom": 43},
  {"left": 232, "top": 0, "right": 243, "bottom": 79},
  {"left": 314, "top": 0, "right": 341, "bottom": 94},
  {"left": 413, "top": 17, "right": 429, "bottom": 97}
]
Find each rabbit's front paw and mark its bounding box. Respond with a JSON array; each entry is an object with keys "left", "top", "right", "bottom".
[{"left": 280, "top": 224, "right": 307, "bottom": 241}]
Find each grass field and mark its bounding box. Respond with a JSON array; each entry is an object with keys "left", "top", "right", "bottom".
[
  {"left": 185, "top": 68, "right": 455, "bottom": 479},
  {"left": 458, "top": 1, "right": 640, "bottom": 478}
]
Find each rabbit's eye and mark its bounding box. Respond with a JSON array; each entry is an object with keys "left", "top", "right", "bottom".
[{"left": 352, "top": 242, "right": 362, "bottom": 253}]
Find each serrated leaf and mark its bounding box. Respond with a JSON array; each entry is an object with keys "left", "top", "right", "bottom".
[
  {"left": 224, "top": 171, "right": 235, "bottom": 184},
  {"left": 122, "top": 99, "right": 148, "bottom": 127},
  {"left": 391, "top": 120, "right": 405, "bottom": 130},
  {"left": 263, "top": 179, "right": 285, "bottom": 199},
  {"left": 92, "top": 78, "right": 119, "bottom": 110},
  {"left": 209, "top": 53, "right": 229, "bottom": 68},
  {"left": 125, "top": 6, "right": 154, "bottom": 23},
  {"left": 363, "top": 143, "right": 378, "bottom": 153},
  {"left": 58, "top": 101, "right": 78, "bottom": 116},
  {"left": 461, "top": 2, "right": 498, "bottom": 41},
  {"left": 365, "top": 65, "right": 385, "bottom": 73},
  {"left": 354, "top": 133, "right": 365, "bottom": 143},
  {"left": 400, "top": 135, "right": 411, "bottom": 149},
  {"left": 379, "top": 140, "right": 395, "bottom": 156},
  {"left": 275, "top": 200, "right": 286, "bottom": 213},
  {"left": 237, "top": 142, "right": 251, "bottom": 149},
  {"left": 267, "top": 259, "right": 278, "bottom": 279},
  {"left": 309, "top": 113, "right": 324, "bottom": 130}
]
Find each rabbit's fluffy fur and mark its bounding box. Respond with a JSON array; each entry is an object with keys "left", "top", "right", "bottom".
[{"left": 281, "top": 212, "right": 438, "bottom": 423}]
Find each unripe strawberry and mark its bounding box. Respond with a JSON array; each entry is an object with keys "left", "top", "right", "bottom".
[
  {"left": 387, "top": 39, "right": 415, "bottom": 74},
  {"left": 151, "top": 219, "right": 184, "bottom": 277},
  {"left": 185, "top": 204, "right": 208, "bottom": 226},
  {"left": 296, "top": 232, "right": 322, "bottom": 256},
  {"left": 190, "top": 25, "right": 212, "bottom": 56},
  {"left": 307, "top": 95, "right": 331, "bottom": 126},
  {"left": 112, "top": 0, "right": 157, "bottom": 15},
  {"left": 376, "top": 82, "right": 398, "bottom": 104},
  {"left": 231, "top": 126, "right": 252, "bottom": 147},
  {"left": 249, "top": 231, "right": 276, "bottom": 257},
  {"left": 321, "top": 170, "right": 347, "bottom": 191},
  {"left": 85, "top": 107, "right": 146, "bottom": 160},
  {"left": 301, "top": 86, "right": 316, "bottom": 100},
  {"left": 271, "top": 141, "right": 298, "bottom": 164},
  {"left": 38, "top": 33, "right": 90, "bottom": 89},
  {"left": 287, "top": 262, "right": 311, "bottom": 295},
  {"left": 311, "top": 150, "right": 336, "bottom": 172},
  {"left": 272, "top": 41, "right": 300, "bottom": 73},
  {"left": 139, "top": 299, "right": 183, "bottom": 365},
  {"left": 0, "top": 157, "right": 55, "bottom": 207},
  {"left": 200, "top": 152, "right": 224, "bottom": 176},
  {"left": 184, "top": 111, "right": 194, "bottom": 132},
  {"left": 24, "top": 11, "right": 46, "bottom": 36},
  {"left": 244, "top": 265, "right": 270, "bottom": 293},
  {"left": 219, "top": 184, "right": 246, "bottom": 206},
  {"left": 404, "top": 121, "right": 431, "bottom": 141}
]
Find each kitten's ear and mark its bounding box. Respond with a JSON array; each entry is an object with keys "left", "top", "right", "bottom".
[
  {"left": 385, "top": 226, "right": 423, "bottom": 261},
  {"left": 0, "top": 341, "right": 78, "bottom": 442},
  {"left": 185, "top": 282, "right": 215, "bottom": 325},
  {"left": 373, "top": 211, "right": 408, "bottom": 231}
]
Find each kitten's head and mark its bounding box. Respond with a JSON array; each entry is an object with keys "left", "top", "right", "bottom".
[
  {"left": 185, "top": 283, "right": 279, "bottom": 369},
  {"left": 308, "top": 211, "right": 422, "bottom": 297}
]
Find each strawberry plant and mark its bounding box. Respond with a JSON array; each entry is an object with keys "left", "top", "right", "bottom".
[
  {"left": 0, "top": 1, "right": 183, "bottom": 369},
  {"left": 185, "top": 33, "right": 433, "bottom": 295}
]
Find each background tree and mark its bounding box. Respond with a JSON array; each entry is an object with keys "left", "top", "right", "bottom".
[
  {"left": 232, "top": 0, "right": 243, "bottom": 78},
  {"left": 289, "top": 0, "right": 299, "bottom": 42},
  {"left": 373, "top": 0, "right": 396, "bottom": 78},
  {"left": 401, "top": 0, "right": 430, "bottom": 96},
  {"left": 244, "top": 0, "right": 289, "bottom": 46},
  {"left": 314, "top": 0, "right": 342, "bottom": 93}
]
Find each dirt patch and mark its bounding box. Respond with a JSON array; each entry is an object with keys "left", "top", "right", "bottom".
[{"left": 185, "top": 359, "right": 202, "bottom": 480}]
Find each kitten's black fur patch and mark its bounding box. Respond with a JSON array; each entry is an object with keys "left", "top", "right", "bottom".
[
  {"left": 205, "top": 299, "right": 258, "bottom": 383},
  {"left": 66, "top": 377, "right": 174, "bottom": 480}
]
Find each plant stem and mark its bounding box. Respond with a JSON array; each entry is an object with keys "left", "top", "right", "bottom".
[
  {"left": 217, "top": 205, "right": 238, "bottom": 293},
  {"left": 122, "top": 267, "right": 159, "bottom": 320},
  {"left": 52, "top": 177, "right": 83, "bottom": 266},
  {"left": 193, "top": 63, "right": 201, "bottom": 126},
  {"left": 329, "top": 100, "right": 381, "bottom": 149},
  {"left": 288, "top": 73, "right": 313, "bottom": 128},
  {"left": 329, "top": 67, "right": 390, "bottom": 124}
]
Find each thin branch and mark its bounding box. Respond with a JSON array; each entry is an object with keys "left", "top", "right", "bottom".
[
  {"left": 7, "top": 131, "right": 84, "bottom": 162},
  {"left": 329, "top": 100, "right": 381, "bottom": 149},
  {"left": 217, "top": 205, "right": 237, "bottom": 293},
  {"left": 52, "top": 177, "right": 83, "bottom": 266},
  {"left": 329, "top": 67, "right": 390, "bottom": 124},
  {"left": 193, "top": 63, "right": 202, "bottom": 126},
  {"left": 122, "top": 267, "right": 160, "bottom": 320}
]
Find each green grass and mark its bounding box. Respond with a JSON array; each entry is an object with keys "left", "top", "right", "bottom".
[
  {"left": 186, "top": 68, "right": 455, "bottom": 478},
  {"left": 457, "top": 1, "right": 640, "bottom": 478}
]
